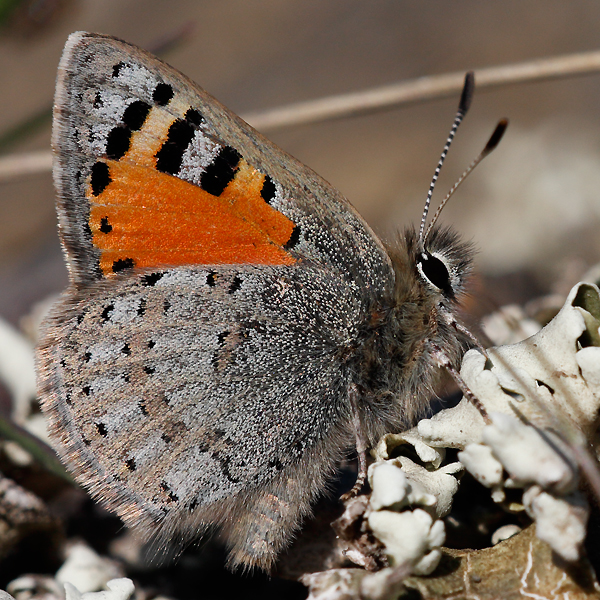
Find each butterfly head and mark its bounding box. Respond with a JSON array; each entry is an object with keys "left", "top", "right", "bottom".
[{"left": 388, "top": 224, "right": 473, "bottom": 310}]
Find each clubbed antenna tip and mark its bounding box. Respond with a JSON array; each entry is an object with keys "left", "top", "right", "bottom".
[
  {"left": 483, "top": 118, "right": 509, "bottom": 156},
  {"left": 459, "top": 72, "right": 475, "bottom": 115}
]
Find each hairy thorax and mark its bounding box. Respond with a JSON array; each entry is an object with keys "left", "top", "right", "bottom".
[{"left": 349, "top": 226, "right": 474, "bottom": 441}]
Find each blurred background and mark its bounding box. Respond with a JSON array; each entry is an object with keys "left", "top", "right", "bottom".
[
  {"left": 1, "top": 2, "right": 600, "bottom": 597},
  {"left": 2, "top": 0, "right": 600, "bottom": 325}
]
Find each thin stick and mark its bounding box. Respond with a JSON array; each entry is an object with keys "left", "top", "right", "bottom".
[
  {"left": 3, "top": 48, "right": 600, "bottom": 182},
  {"left": 247, "top": 49, "right": 600, "bottom": 131},
  {"left": 430, "top": 344, "right": 491, "bottom": 423},
  {"left": 0, "top": 150, "right": 52, "bottom": 181}
]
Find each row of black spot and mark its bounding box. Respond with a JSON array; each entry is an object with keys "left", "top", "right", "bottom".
[
  {"left": 89, "top": 67, "right": 301, "bottom": 276},
  {"left": 140, "top": 270, "right": 243, "bottom": 294}
]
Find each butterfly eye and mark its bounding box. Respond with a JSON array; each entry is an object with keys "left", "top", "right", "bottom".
[{"left": 417, "top": 251, "right": 453, "bottom": 296}]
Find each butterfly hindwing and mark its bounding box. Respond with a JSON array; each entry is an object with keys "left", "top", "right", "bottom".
[{"left": 38, "top": 262, "right": 365, "bottom": 567}]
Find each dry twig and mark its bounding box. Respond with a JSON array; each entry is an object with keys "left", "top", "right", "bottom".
[{"left": 2, "top": 48, "right": 600, "bottom": 182}]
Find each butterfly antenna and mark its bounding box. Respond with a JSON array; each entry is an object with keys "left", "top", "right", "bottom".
[
  {"left": 423, "top": 118, "right": 508, "bottom": 244},
  {"left": 418, "top": 71, "right": 474, "bottom": 253}
]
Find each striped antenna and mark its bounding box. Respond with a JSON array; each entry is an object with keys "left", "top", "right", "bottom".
[
  {"left": 423, "top": 118, "right": 508, "bottom": 244},
  {"left": 418, "top": 71, "right": 474, "bottom": 252}
]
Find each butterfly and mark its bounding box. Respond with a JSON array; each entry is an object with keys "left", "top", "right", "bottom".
[{"left": 36, "top": 31, "right": 503, "bottom": 570}]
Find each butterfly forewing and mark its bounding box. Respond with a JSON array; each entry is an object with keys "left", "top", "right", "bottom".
[{"left": 52, "top": 32, "right": 393, "bottom": 292}]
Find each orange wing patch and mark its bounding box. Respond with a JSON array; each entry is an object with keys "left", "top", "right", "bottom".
[{"left": 87, "top": 159, "right": 297, "bottom": 277}]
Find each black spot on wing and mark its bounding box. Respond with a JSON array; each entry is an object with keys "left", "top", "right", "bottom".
[
  {"left": 154, "top": 111, "right": 201, "bottom": 175},
  {"left": 228, "top": 275, "right": 242, "bottom": 294},
  {"left": 284, "top": 225, "right": 301, "bottom": 250},
  {"left": 167, "top": 120, "right": 196, "bottom": 147},
  {"left": 112, "top": 258, "right": 135, "bottom": 273},
  {"left": 261, "top": 175, "right": 276, "bottom": 204},
  {"left": 206, "top": 271, "right": 217, "bottom": 287},
  {"left": 200, "top": 146, "right": 241, "bottom": 196},
  {"left": 160, "top": 481, "right": 179, "bottom": 503},
  {"left": 90, "top": 162, "right": 111, "bottom": 196},
  {"left": 212, "top": 330, "right": 231, "bottom": 368},
  {"left": 122, "top": 100, "right": 151, "bottom": 131},
  {"left": 99, "top": 217, "right": 112, "bottom": 233},
  {"left": 112, "top": 62, "right": 125, "bottom": 77},
  {"left": 268, "top": 458, "right": 284, "bottom": 471},
  {"left": 153, "top": 83, "right": 174, "bottom": 106},
  {"left": 101, "top": 304, "right": 114, "bottom": 323},
  {"left": 106, "top": 126, "right": 131, "bottom": 160},
  {"left": 185, "top": 108, "right": 203, "bottom": 126},
  {"left": 219, "top": 456, "right": 241, "bottom": 484},
  {"left": 142, "top": 272, "right": 164, "bottom": 286}
]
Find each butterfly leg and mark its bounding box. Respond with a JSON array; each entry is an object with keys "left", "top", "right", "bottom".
[
  {"left": 340, "top": 384, "right": 369, "bottom": 501},
  {"left": 430, "top": 343, "right": 490, "bottom": 423}
]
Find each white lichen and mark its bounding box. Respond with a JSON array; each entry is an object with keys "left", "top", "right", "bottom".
[
  {"left": 481, "top": 412, "right": 578, "bottom": 495},
  {"left": 463, "top": 282, "right": 600, "bottom": 436},
  {"left": 367, "top": 508, "right": 445, "bottom": 575},
  {"left": 368, "top": 461, "right": 412, "bottom": 512},
  {"left": 56, "top": 543, "right": 124, "bottom": 594},
  {"left": 64, "top": 579, "right": 135, "bottom": 600},
  {"left": 366, "top": 282, "right": 600, "bottom": 566},
  {"left": 457, "top": 282, "right": 600, "bottom": 561},
  {"left": 369, "top": 458, "right": 453, "bottom": 516},
  {"left": 457, "top": 443, "right": 503, "bottom": 488},
  {"left": 366, "top": 454, "right": 460, "bottom": 574},
  {"left": 522, "top": 486, "right": 588, "bottom": 562},
  {"left": 491, "top": 524, "right": 521, "bottom": 545}
]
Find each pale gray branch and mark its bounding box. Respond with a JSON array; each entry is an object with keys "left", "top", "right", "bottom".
[
  {"left": 0, "top": 150, "right": 52, "bottom": 182},
  {"left": 2, "top": 48, "right": 600, "bottom": 182},
  {"left": 246, "top": 49, "right": 600, "bottom": 130}
]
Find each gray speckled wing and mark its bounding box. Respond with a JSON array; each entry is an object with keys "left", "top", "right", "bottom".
[{"left": 38, "top": 31, "right": 398, "bottom": 569}]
